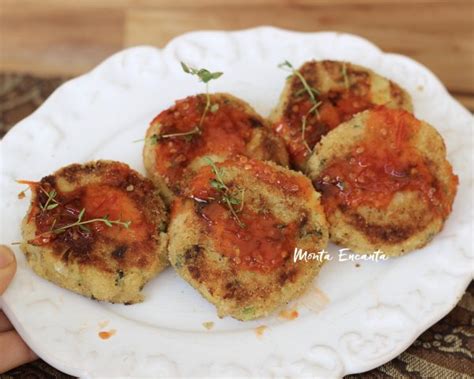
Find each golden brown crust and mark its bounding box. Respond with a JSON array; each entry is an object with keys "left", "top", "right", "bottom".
[
  {"left": 143, "top": 93, "right": 289, "bottom": 204},
  {"left": 21, "top": 160, "right": 169, "bottom": 304},
  {"left": 168, "top": 156, "right": 328, "bottom": 320},
  {"left": 306, "top": 108, "right": 457, "bottom": 256},
  {"left": 270, "top": 60, "right": 413, "bottom": 171}
]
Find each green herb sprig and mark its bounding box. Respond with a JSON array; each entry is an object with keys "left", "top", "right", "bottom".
[
  {"left": 279, "top": 60, "right": 322, "bottom": 153},
  {"left": 136, "top": 63, "right": 222, "bottom": 145},
  {"left": 39, "top": 187, "right": 59, "bottom": 211},
  {"left": 205, "top": 157, "right": 246, "bottom": 228},
  {"left": 279, "top": 60, "right": 320, "bottom": 102},
  {"left": 146, "top": 125, "right": 201, "bottom": 145},
  {"left": 301, "top": 100, "right": 322, "bottom": 153},
  {"left": 181, "top": 62, "right": 223, "bottom": 130},
  {"left": 52, "top": 208, "right": 131, "bottom": 234}
]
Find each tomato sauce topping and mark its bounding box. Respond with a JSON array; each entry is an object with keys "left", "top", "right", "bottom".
[
  {"left": 183, "top": 158, "right": 308, "bottom": 273},
  {"left": 30, "top": 182, "right": 148, "bottom": 248},
  {"left": 199, "top": 202, "right": 298, "bottom": 272},
  {"left": 152, "top": 96, "right": 262, "bottom": 187},
  {"left": 274, "top": 88, "right": 372, "bottom": 168},
  {"left": 188, "top": 156, "right": 311, "bottom": 201},
  {"left": 83, "top": 185, "right": 146, "bottom": 241},
  {"left": 314, "top": 107, "right": 458, "bottom": 218}
]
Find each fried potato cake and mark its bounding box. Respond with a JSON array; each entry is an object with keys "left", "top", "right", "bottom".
[
  {"left": 20, "top": 160, "right": 168, "bottom": 304},
  {"left": 271, "top": 60, "right": 413, "bottom": 171},
  {"left": 306, "top": 107, "right": 458, "bottom": 257},
  {"left": 143, "top": 93, "right": 289, "bottom": 204},
  {"left": 168, "top": 155, "right": 328, "bottom": 320}
]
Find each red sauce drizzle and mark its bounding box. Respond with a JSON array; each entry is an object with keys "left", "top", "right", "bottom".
[
  {"left": 274, "top": 91, "right": 372, "bottom": 168},
  {"left": 199, "top": 202, "right": 298, "bottom": 272},
  {"left": 184, "top": 157, "right": 309, "bottom": 273},
  {"left": 152, "top": 96, "right": 259, "bottom": 186},
  {"left": 314, "top": 107, "right": 458, "bottom": 218},
  {"left": 31, "top": 184, "right": 147, "bottom": 247},
  {"left": 83, "top": 185, "right": 146, "bottom": 241},
  {"left": 188, "top": 156, "right": 311, "bottom": 201}
]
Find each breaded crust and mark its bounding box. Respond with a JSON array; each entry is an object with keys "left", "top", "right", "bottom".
[
  {"left": 21, "top": 160, "right": 168, "bottom": 304},
  {"left": 143, "top": 93, "right": 289, "bottom": 204},
  {"left": 168, "top": 156, "right": 328, "bottom": 320},
  {"left": 306, "top": 107, "right": 458, "bottom": 256},
  {"left": 270, "top": 60, "right": 413, "bottom": 171}
]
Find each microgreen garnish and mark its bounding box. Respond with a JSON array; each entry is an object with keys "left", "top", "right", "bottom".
[
  {"left": 51, "top": 208, "right": 131, "bottom": 234},
  {"left": 180, "top": 62, "right": 223, "bottom": 84},
  {"left": 279, "top": 60, "right": 322, "bottom": 153},
  {"left": 278, "top": 60, "right": 320, "bottom": 103},
  {"left": 301, "top": 101, "right": 322, "bottom": 153},
  {"left": 205, "top": 157, "right": 246, "bottom": 228},
  {"left": 147, "top": 126, "right": 201, "bottom": 145},
  {"left": 294, "top": 86, "right": 319, "bottom": 99},
  {"left": 39, "top": 188, "right": 59, "bottom": 211},
  {"left": 181, "top": 62, "right": 223, "bottom": 130},
  {"left": 134, "top": 122, "right": 201, "bottom": 145},
  {"left": 18, "top": 182, "right": 60, "bottom": 210},
  {"left": 341, "top": 62, "right": 350, "bottom": 89},
  {"left": 300, "top": 115, "right": 311, "bottom": 153},
  {"left": 136, "top": 63, "right": 223, "bottom": 145},
  {"left": 50, "top": 218, "right": 57, "bottom": 232}
]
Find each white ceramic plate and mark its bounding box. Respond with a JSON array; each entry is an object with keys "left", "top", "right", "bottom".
[{"left": 0, "top": 27, "right": 472, "bottom": 378}]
